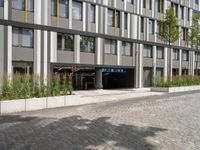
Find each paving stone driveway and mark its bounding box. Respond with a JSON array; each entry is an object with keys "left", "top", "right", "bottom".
[{"left": 1, "top": 91, "right": 200, "bottom": 150}]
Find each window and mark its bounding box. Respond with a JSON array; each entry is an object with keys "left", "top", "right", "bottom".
[
  {"left": 182, "top": 50, "right": 189, "bottom": 61},
  {"left": 0, "top": 0, "right": 4, "bottom": 7},
  {"left": 155, "top": 0, "right": 163, "bottom": 13},
  {"left": 90, "top": 4, "right": 95, "bottom": 23},
  {"left": 173, "top": 49, "right": 179, "bottom": 60},
  {"left": 12, "top": 0, "right": 34, "bottom": 11},
  {"left": 57, "top": 33, "right": 74, "bottom": 51},
  {"left": 171, "top": 3, "right": 178, "bottom": 17},
  {"left": 156, "top": 68, "right": 163, "bottom": 80},
  {"left": 22, "top": 29, "right": 33, "bottom": 47},
  {"left": 149, "top": 19, "right": 154, "bottom": 34},
  {"left": 80, "top": 36, "right": 95, "bottom": 53},
  {"left": 195, "top": 0, "right": 199, "bottom": 4},
  {"left": 188, "top": 8, "right": 190, "bottom": 21},
  {"left": 143, "top": 0, "right": 146, "bottom": 8},
  {"left": 12, "top": 28, "right": 19, "bottom": 47},
  {"left": 104, "top": 39, "right": 117, "bottom": 55},
  {"left": 195, "top": 52, "right": 200, "bottom": 61},
  {"left": 122, "top": 0, "right": 133, "bottom": 4},
  {"left": 141, "top": 17, "right": 144, "bottom": 33},
  {"left": 13, "top": 62, "right": 33, "bottom": 75},
  {"left": 143, "top": 45, "right": 152, "bottom": 58},
  {"left": 107, "top": 9, "right": 120, "bottom": 28},
  {"left": 12, "top": 28, "right": 33, "bottom": 48},
  {"left": 149, "top": 0, "right": 152, "bottom": 10},
  {"left": 182, "top": 27, "right": 188, "bottom": 41},
  {"left": 124, "top": 13, "right": 128, "bottom": 30},
  {"left": 72, "top": 1, "right": 82, "bottom": 20},
  {"left": 122, "top": 42, "right": 132, "bottom": 56},
  {"left": 180, "top": 5, "right": 184, "bottom": 20},
  {"left": 157, "top": 46, "right": 164, "bottom": 59},
  {"left": 59, "top": 0, "right": 69, "bottom": 18}
]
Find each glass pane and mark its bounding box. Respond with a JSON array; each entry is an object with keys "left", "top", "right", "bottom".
[
  {"left": 12, "top": 28, "right": 19, "bottom": 46},
  {"left": 0, "top": 0, "right": 4, "bottom": 7},
  {"left": 116, "top": 11, "right": 120, "bottom": 28},
  {"left": 80, "top": 36, "right": 94, "bottom": 53},
  {"left": 108, "top": 9, "right": 114, "bottom": 26},
  {"left": 110, "top": 40, "right": 116, "bottom": 54},
  {"left": 60, "top": 0, "right": 68, "bottom": 18},
  {"left": 57, "top": 34, "right": 62, "bottom": 49},
  {"left": 28, "top": 0, "right": 34, "bottom": 11},
  {"left": 22, "top": 29, "right": 33, "bottom": 47},
  {"left": 64, "top": 34, "right": 73, "bottom": 51},
  {"left": 72, "top": 1, "right": 82, "bottom": 20},
  {"left": 12, "top": 0, "right": 24, "bottom": 10},
  {"left": 105, "top": 40, "right": 111, "bottom": 54},
  {"left": 124, "top": 13, "right": 128, "bottom": 30},
  {"left": 51, "top": 0, "right": 56, "bottom": 15},
  {"left": 90, "top": 5, "right": 95, "bottom": 23}
]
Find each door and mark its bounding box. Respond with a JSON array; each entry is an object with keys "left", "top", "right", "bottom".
[{"left": 143, "top": 68, "right": 152, "bottom": 87}]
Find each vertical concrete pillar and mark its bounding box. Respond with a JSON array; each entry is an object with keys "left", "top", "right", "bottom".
[
  {"left": 74, "top": 35, "right": 80, "bottom": 63},
  {"left": 95, "top": 37, "right": 102, "bottom": 65},
  {"left": 6, "top": 26, "right": 12, "bottom": 80},
  {"left": 153, "top": 46, "right": 157, "bottom": 85},
  {"left": 95, "top": 68, "right": 103, "bottom": 89},
  {"left": 179, "top": 49, "right": 182, "bottom": 76},
  {"left": 131, "top": 15, "right": 138, "bottom": 39},
  {"left": 34, "top": 29, "right": 41, "bottom": 77},
  {"left": 123, "top": 0, "right": 127, "bottom": 10},
  {"left": 127, "top": 13, "right": 131, "bottom": 38},
  {"left": 95, "top": 5, "right": 99, "bottom": 33},
  {"left": 146, "top": 18, "right": 149, "bottom": 41},
  {"left": 117, "top": 40, "right": 121, "bottom": 66},
  {"left": 50, "top": 32, "right": 57, "bottom": 63},
  {"left": 121, "top": 11, "right": 125, "bottom": 37},
  {"left": 164, "top": 47, "right": 168, "bottom": 81},
  {"left": 104, "top": 7, "right": 108, "bottom": 34},
  {"left": 4, "top": 0, "right": 8, "bottom": 19},
  {"left": 43, "top": 31, "right": 48, "bottom": 84},
  {"left": 170, "top": 48, "right": 173, "bottom": 78},
  {"left": 189, "top": 51, "right": 195, "bottom": 76},
  {"left": 136, "top": 44, "right": 143, "bottom": 88},
  {"left": 0, "top": 25, "right": 4, "bottom": 89},
  {"left": 83, "top": 2, "right": 86, "bottom": 31},
  {"left": 34, "top": 0, "right": 41, "bottom": 24},
  {"left": 69, "top": 0, "right": 72, "bottom": 29}
]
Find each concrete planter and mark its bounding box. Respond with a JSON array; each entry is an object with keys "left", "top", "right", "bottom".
[
  {"left": 151, "top": 85, "right": 200, "bottom": 93},
  {"left": 25, "top": 98, "right": 47, "bottom": 111},
  {"left": 1, "top": 99, "right": 26, "bottom": 114},
  {"left": 47, "top": 96, "right": 65, "bottom": 108}
]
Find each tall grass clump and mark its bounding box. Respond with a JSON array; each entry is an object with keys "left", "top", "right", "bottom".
[
  {"left": 0, "top": 73, "right": 73, "bottom": 101},
  {"left": 155, "top": 75, "right": 200, "bottom": 87}
]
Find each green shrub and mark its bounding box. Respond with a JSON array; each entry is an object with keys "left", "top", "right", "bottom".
[
  {"left": 0, "top": 74, "right": 73, "bottom": 100},
  {"left": 155, "top": 75, "right": 200, "bottom": 87}
]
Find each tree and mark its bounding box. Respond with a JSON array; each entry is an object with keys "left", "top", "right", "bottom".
[
  {"left": 187, "top": 12, "right": 200, "bottom": 75},
  {"left": 157, "top": 7, "right": 179, "bottom": 80}
]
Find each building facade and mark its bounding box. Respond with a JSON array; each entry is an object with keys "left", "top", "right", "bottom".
[{"left": 0, "top": 0, "right": 200, "bottom": 90}]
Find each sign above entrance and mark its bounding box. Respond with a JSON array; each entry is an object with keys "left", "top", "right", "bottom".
[{"left": 103, "top": 68, "right": 126, "bottom": 73}]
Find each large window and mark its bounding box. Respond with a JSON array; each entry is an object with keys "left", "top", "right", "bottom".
[
  {"left": 141, "top": 17, "right": 144, "bottom": 33},
  {"left": 195, "top": 52, "right": 200, "bottom": 62},
  {"left": 124, "top": 13, "right": 128, "bottom": 30},
  {"left": 182, "top": 50, "right": 189, "bottom": 61},
  {"left": 122, "top": 42, "right": 132, "bottom": 56},
  {"left": 90, "top": 4, "right": 95, "bottom": 23},
  {"left": 173, "top": 49, "right": 179, "bottom": 60},
  {"left": 0, "top": 0, "right": 4, "bottom": 7},
  {"left": 72, "top": 1, "right": 82, "bottom": 20},
  {"left": 52, "top": 0, "right": 69, "bottom": 18},
  {"left": 143, "top": 45, "right": 152, "bottom": 58},
  {"left": 104, "top": 39, "right": 117, "bottom": 55},
  {"left": 12, "top": 0, "right": 34, "bottom": 12},
  {"left": 155, "top": 0, "right": 164, "bottom": 13},
  {"left": 12, "top": 28, "right": 33, "bottom": 48},
  {"left": 13, "top": 62, "right": 33, "bottom": 75},
  {"left": 182, "top": 27, "right": 188, "bottom": 41},
  {"left": 149, "top": 19, "right": 154, "bottom": 34},
  {"left": 107, "top": 9, "right": 120, "bottom": 28},
  {"left": 80, "top": 36, "right": 95, "bottom": 53},
  {"left": 180, "top": 5, "right": 184, "bottom": 20},
  {"left": 57, "top": 33, "right": 74, "bottom": 51},
  {"left": 157, "top": 46, "right": 164, "bottom": 59}
]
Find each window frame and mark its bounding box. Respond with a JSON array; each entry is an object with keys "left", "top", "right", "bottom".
[
  {"left": 72, "top": 1, "right": 83, "bottom": 21},
  {"left": 122, "top": 41, "right": 132, "bottom": 56},
  {"left": 80, "top": 36, "right": 95, "bottom": 53},
  {"left": 104, "top": 39, "right": 117, "bottom": 55}
]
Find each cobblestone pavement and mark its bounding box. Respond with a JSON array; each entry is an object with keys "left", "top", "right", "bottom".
[{"left": 1, "top": 91, "right": 200, "bottom": 150}]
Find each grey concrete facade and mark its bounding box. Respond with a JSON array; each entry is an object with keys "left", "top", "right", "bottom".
[{"left": 0, "top": 0, "right": 200, "bottom": 89}]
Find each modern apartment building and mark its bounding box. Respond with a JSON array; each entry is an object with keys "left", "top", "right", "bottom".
[{"left": 0, "top": 0, "right": 200, "bottom": 90}]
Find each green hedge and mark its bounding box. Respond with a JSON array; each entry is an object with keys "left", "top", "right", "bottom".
[
  {"left": 155, "top": 76, "right": 200, "bottom": 87},
  {"left": 0, "top": 74, "right": 73, "bottom": 100}
]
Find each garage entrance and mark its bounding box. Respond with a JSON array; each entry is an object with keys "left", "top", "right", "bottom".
[{"left": 103, "top": 68, "right": 134, "bottom": 89}]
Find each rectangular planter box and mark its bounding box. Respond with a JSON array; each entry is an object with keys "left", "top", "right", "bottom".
[
  {"left": 1, "top": 99, "right": 26, "bottom": 114},
  {"left": 25, "top": 98, "right": 47, "bottom": 111},
  {"left": 151, "top": 85, "right": 200, "bottom": 93},
  {"left": 47, "top": 96, "right": 65, "bottom": 108}
]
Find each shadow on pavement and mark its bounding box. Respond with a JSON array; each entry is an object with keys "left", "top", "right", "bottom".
[{"left": 0, "top": 115, "right": 167, "bottom": 150}]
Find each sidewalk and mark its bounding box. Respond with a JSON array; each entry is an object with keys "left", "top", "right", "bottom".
[{"left": 71, "top": 88, "right": 165, "bottom": 105}]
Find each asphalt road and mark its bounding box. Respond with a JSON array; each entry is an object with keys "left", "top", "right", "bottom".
[{"left": 0, "top": 91, "right": 200, "bottom": 150}]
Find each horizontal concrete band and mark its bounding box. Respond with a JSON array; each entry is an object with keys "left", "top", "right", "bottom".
[
  {"left": 0, "top": 19, "right": 198, "bottom": 52},
  {"left": 151, "top": 86, "right": 200, "bottom": 93}
]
